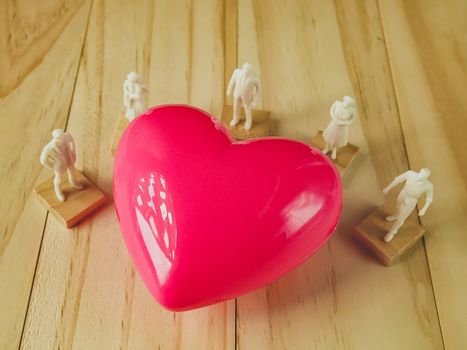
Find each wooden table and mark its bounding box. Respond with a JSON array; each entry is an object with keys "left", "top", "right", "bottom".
[{"left": 1, "top": 1, "right": 466, "bottom": 349}]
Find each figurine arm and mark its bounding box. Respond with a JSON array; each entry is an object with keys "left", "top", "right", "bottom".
[
  {"left": 329, "top": 102, "right": 337, "bottom": 118},
  {"left": 382, "top": 172, "right": 409, "bottom": 195},
  {"left": 253, "top": 79, "right": 262, "bottom": 106},
  {"left": 67, "top": 135, "right": 77, "bottom": 164},
  {"left": 226, "top": 71, "right": 236, "bottom": 96},
  {"left": 329, "top": 102, "right": 342, "bottom": 124},
  {"left": 419, "top": 185, "right": 433, "bottom": 216},
  {"left": 130, "top": 92, "right": 141, "bottom": 100},
  {"left": 130, "top": 84, "right": 145, "bottom": 99},
  {"left": 39, "top": 147, "right": 55, "bottom": 169},
  {"left": 330, "top": 110, "right": 356, "bottom": 126},
  {"left": 123, "top": 85, "right": 130, "bottom": 108},
  {"left": 339, "top": 112, "right": 357, "bottom": 125},
  {"left": 335, "top": 117, "right": 353, "bottom": 126}
]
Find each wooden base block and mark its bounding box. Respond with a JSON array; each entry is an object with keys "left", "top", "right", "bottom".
[
  {"left": 110, "top": 112, "right": 130, "bottom": 155},
  {"left": 34, "top": 172, "right": 106, "bottom": 228},
  {"left": 221, "top": 105, "right": 270, "bottom": 140},
  {"left": 310, "top": 130, "right": 359, "bottom": 175},
  {"left": 353, "top": 207, "right": 426, "bottom": 266}
]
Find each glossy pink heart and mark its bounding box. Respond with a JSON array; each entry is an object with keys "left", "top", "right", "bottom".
[{"left": 113, "top": 105, "right": 342, "bottom": 311}]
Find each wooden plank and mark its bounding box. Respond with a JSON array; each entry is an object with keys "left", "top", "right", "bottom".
[
  {"left": 20, "top": 0, "right": 235, "bottom": 349},
  {"left": 379, "top": 0, "right": 467, "bottom": 348},
  {"left": 236, "top": 0, "right": 443, "bottom": 348},
  {"left": 20, "top": 0, "right": 155, "bottom": 348},
  {"left": 0, "top": 1, "right": 91, "bottom": 349}
]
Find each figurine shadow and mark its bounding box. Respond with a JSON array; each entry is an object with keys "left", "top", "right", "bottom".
[
  {"left": 340, "top": 148, "right": 364, "bottom": 186},
  {"left": 268, "top": 115, "right": 279, "bottom": 136},
  {"left": 99, "top": 176, "right": 114, "bottom": 200},
  {"left": 236, "top": 203, "right": 394, "bottom": 319},
  {"left": 237, "top": 231, "right": 361, "bottom": 319},
  {"left": 82, "top": 169, "right": 113, "bottom": 200},
  {"left": 72, "top": 199, "right": 111, "bottom": 229},
  {"left": 268, "top": 115, "right": 313, "bottom": 142}
]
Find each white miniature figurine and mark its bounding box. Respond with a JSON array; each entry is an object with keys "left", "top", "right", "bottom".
[
  {"left": 40, "top": 129, "right": 83, "bottom": 202},
  {"left": 382, "top": 168, "right": 433, "bottom": 242},
  {"left": 123, "top": 72, "right": 148, "bottom": 121},
  {"left": 322, "top": 95, "right": 357, "bottom": 159},
  {"left": 226, "top": 63, "right": 261, "bottom": 130}
]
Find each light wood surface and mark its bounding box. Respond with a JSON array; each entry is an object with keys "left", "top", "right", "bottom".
[
  {"left": 1, "top": 0, "right": 465, "bottom": 349},
  {"left": 379, "top": 1, "right": 467, "bottom": 348}
]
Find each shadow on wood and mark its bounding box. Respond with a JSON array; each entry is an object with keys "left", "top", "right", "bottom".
[{"left": 110, "top": 112, "right": 129, "bottom": 156}]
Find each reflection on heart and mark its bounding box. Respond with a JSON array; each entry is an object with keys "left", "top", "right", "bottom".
[{"left": 134, "top": 172, "right": 176, "bottom": 285}]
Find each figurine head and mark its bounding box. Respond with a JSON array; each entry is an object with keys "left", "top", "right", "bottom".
[
  {"left": 335, "top": 96, "right": 357, "bottom": 120},
  {"left": 242, "top": 63, "right": 254, "bottom": 73},
  {"left": 418, "top": 168, "right": 431, "bottom": 180},
  {"left": 52, "top": 129, "right": 64, "bottom": 139},
  {"left": 127, "top": 72, "right": 142, "bottom": 83},
  {"left": 342, "top": 95, "right": 355, "bottom": 108}
]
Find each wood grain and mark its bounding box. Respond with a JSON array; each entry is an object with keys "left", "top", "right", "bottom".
[
  {"left": 20, "top": 0, "right": 235, "bottom": 349},
  {"left": 0, "top": 0, "right": 86, "bottom": 97},
  {"left": 236, "top": 0, "right": 443, "bottom": 349},
  {"left": 379, "top": 0, "right": 467, "bottom": 348},
  {"left": 0, "top": 1, "right": 91, "bottom": 349}
]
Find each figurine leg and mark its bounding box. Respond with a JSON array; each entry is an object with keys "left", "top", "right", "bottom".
[
  {"left": 125, "top": 103, "right": 137, "bottom": 121},
  {"left": 54, "top": 171, "right": 66, "bottom": 202},
  {"left": 125, "top": 109, "right": 132, "bottom": 121},
  {"left": 384, "top": 201, "right": 414, "bottom": 242},
  {"left": 322, "top": 144, "right": 330, "bottom": 154},
  {"left": 67, "top": 166, "right": 83, "bottom": 190},
  {"left": 331, "top": 147, "right": 337, "bottom": 160},
  {"left": 230, "top": 98, "right": 242, "bottom": 127},
  {"left": 385, "top": 191, "right": 404, "bottom": 222},
  {"left": 243, "top": 102, "right": 253, "bottom": 130}
]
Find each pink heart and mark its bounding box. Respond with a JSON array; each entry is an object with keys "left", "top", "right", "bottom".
[{"left": 114, "top": 105, "right": 342, "bottom": 311}]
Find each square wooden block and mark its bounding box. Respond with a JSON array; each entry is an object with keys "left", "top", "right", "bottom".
[
  {"left": 221, "top": 105, "right": 270, "bottom": 140},
  {"left": 110, "top": 112, "right": 130, "bottom": 155},
  {"left": 353, "top": 207, "right": 426, "bottom": 266},
  {"left": 310, "top": 130, "right": 359, "bottom": 175},
  {"left": 34, "top": 171, "right": 106, "bottom": 228}
]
